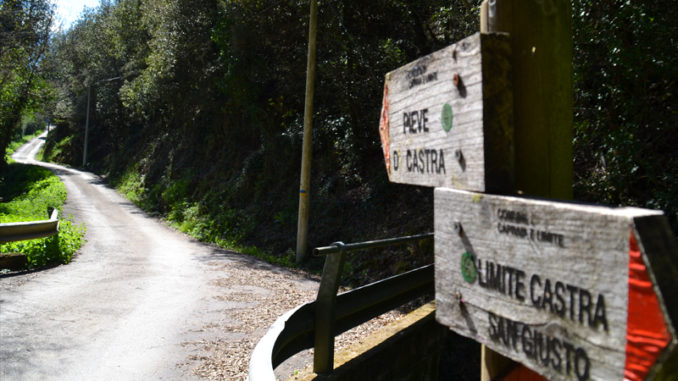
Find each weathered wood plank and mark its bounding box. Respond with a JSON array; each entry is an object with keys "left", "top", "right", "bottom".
[
  {"left": 434, "top": 188, "right": 678, "bottom": 381},
  {"left": 378, "top": 33, "right": 513, "bottom": 192}
]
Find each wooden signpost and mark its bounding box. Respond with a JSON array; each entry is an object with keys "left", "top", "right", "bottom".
[
  {"left": 378, "top": 32, "right": 514, "bottom": 192},
  {"left": 434, "top": 188, "right": 678, "bottom": 380},
  {"left": 377, "top": 25, "right": 678, "bottom": 380}
]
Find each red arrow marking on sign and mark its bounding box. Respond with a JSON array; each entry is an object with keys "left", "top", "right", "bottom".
[
  {"left": 625, "top": 232, "right": 672, "bottom": 381},
  {"left": 379, "top": 83, "right": 390, "bottom": 174}
]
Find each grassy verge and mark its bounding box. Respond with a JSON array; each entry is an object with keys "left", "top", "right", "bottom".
[
  {"left": 0, "top": 163, "right": 86, "bottom": 268},
  {"left": 113, "top": 166, "right": 433, "bottom": 284},
  {"left": 115, "top": 168, "right": 296, "bottom": 268}
]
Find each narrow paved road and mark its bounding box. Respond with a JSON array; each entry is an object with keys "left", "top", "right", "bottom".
[{"left": 1, "top": 133, "right": 318, "bottom": 380}]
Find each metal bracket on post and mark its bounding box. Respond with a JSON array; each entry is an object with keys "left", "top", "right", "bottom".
[{"left": 313, "top": 241, "right": 346, "bottom": 374}]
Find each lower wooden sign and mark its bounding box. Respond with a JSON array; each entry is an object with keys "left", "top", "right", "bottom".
[{"left": 434, "top": 188, "right": 678, "bottom": 381}]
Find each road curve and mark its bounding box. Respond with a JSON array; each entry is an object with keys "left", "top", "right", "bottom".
[{"left": 1, "top": 132, "right": 317, "bottom": 380}]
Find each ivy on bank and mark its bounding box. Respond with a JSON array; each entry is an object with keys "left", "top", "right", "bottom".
[{"left": 0, "top": 164, "right": 86, "bottom": 268}]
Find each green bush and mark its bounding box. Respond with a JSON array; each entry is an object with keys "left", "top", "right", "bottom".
[{"left": 0, "top": 163, "right": 86, "bottom": 267}]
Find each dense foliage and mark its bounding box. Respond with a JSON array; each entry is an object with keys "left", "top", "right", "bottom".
[
  {"left": 0, "top": 164, "right": 85, "bottom": 267},
  {"left": 0, "top": 0, "right": 53, "bottom": 170},
  {"left": 572, "top": 0, "right": 678, "bottom": 232},
  {"left": 41, "top": 0, "right": 478, "bottom": 270},
  {"left": 33, "top": 0, "right": 678, "bottom": 273}
]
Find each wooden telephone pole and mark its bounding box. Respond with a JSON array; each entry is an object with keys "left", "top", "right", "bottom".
[
  {"left": 479, "top": 0, "right": 573, "bottom": 379},
  {"left": 296, "top": 0, "right": 318, "bottom": 263}
]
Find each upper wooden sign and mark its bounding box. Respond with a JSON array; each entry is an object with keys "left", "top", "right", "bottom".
[
  {"left": 378, "top": 32, "right": 513, "bottom": 192},
  {"left": 434, "top": 188, "right": 678, "bottom": 381}
]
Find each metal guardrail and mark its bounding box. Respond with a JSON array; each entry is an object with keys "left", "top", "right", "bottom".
[
  {"left": 249, "top": 233, "right": 434, "bottom": 380},
  {"left": 313, "top": 233, "right": 435, "bottom": 256},
  {"left": 0, "top": 209, "right": 60, "bottom": 244}
]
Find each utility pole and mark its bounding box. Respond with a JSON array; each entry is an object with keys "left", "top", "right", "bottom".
[
  {"left": 83, "top": 85, "right": 91, "bottom": 168},
  {"left": 479, "top": 0, "right": 573, "bottom": 379},
  {"left": 82, "top": 76, "right": 122, "bottom": 168},
  {"left": 296, "top": 0, "right": 318, "bottom": 263}
]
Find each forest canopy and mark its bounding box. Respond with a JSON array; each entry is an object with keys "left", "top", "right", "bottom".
[{"left": 2, "top": 0, "right": 676, "bottom": 268}]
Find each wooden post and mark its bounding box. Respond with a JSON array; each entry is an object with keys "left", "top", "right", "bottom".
[
  {"left": 479, "top": 0, "right": 573, "bottom": 379},
  {"left": 314, "top": 248, "right": 346, "bottom": 373},
  {"left": 296, "top": 0, "right": 318, "bottom": 263},
  {"left": 481, "top": 0, "right": 573, "bottom": 199}
]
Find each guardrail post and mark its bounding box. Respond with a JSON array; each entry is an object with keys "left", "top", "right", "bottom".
[
  {"left": 313, "top": 241, "right": 346, "bottom": 374},
  {"left": 250, "top": 234, "right": 434, "bottom": 380}
]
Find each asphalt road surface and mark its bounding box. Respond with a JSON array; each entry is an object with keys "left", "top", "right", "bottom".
[{"left": 1, "top": 132, "right": 318, "bottom": 380}]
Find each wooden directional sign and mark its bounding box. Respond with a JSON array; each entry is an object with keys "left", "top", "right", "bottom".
[
  {"left": 378, "top": 32, "right": 513, "bottom": 192},
  {"left": 434, "top": 188, "right": 678, "bottom": 381}
]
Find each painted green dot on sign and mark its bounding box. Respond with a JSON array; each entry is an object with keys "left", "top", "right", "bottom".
[
  {"left": 441, "top": 103, "right": 453, "bottom": 132},
  {"left": 460, "top": 252, "right": 477, "bottom": 284}
]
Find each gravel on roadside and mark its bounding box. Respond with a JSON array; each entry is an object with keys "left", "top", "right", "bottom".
[{"left": 184, "top": 259, "right": 408, "bottom": 381}]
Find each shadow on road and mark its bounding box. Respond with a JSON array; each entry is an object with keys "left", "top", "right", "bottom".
[{"left": 0, "top": 263, "right": 60, "bottom": 279}]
